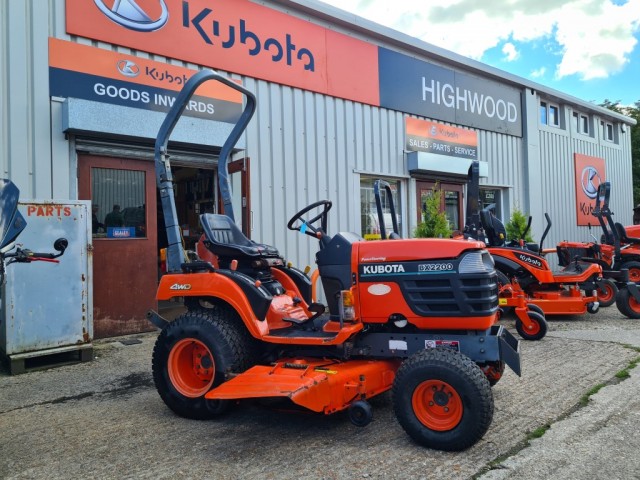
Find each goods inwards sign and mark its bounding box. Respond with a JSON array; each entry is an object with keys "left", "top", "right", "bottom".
[{"left": 48, "top": 38, "right": 243, "bottom": 123}]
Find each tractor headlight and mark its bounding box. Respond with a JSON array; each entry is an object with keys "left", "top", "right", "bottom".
[{"left": 459, "top": 250, "right": 495, "bottom": 274}]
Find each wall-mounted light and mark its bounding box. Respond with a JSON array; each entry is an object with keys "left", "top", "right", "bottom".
[{"left": 621, "top": 124, "right": 627, "bottom": 133}]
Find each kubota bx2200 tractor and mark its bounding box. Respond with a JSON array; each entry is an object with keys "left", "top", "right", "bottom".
[{"left": 147, "top": 70, "right": 521, "bottom": 451}]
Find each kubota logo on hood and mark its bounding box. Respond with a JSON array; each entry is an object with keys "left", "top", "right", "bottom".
[{"left": 94, "top": 0, "right": 169, "bottom": 32}]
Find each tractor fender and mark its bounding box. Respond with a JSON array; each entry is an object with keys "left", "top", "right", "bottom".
[
  {"left": 492, "top": 255, "right": 524, "bottom": 278},
  {"left": 156, "top": 271, "right": 271, "bottom": 338}
]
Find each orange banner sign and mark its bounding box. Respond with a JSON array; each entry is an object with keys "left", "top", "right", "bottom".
[
  {"left": 65, "top": 0, "right": 379, "bottom": 106},
  {"left": 574, "top": 153, "right": 606, "bottom": 226}
]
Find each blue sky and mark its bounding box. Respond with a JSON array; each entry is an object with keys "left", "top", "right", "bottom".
[{"left": 319, "top": 0, "right": 640, "bottom": 107}]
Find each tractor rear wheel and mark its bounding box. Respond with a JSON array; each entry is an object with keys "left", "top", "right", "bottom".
[
  {"left": 596, "top": 279, "right": 618, "bottom": 308},
  {"left": 615, "top": 288, "right": 640, "bottom": 319},
  {"left": 152, "top": 307, "right": 257, "bottom": 419},
  {"left": 392, "top": 348, "right": 493, "bottom": 451},
  {"left": 515, "top": 310, "right": 548, "bottom": 341}
]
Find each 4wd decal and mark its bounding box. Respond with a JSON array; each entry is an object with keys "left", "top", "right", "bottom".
[
  {"left": 516, "top": 253, "right": 543, "bottom": 269},
  {"left": 169, "top": 283, "right": 192, "bottom": 290}
]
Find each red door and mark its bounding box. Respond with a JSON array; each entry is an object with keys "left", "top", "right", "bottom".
[{"left": 79, "top": 155, "right": 157, "bottom": 338}]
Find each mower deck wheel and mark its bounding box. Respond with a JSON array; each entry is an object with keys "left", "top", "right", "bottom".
[
  {"left": 596, "top": 279, "right": 618, "bottom": 308},
  {"left": 515, "top": 310, "right": 547, "bottom": 341},
  {"left": 348, "top": 400, "right": 373, "bottom": 427},
  {"left": 621, "top": 261, "right": 640, "bottom": 284},
  {"left": 615, "top": 288, "right": 640, "bottom": 319},
  {"left": 152, "top": 307, "right": 256, "bottom": 419},
  {"left": 392, "top": 348, "right": 493, "bottom": 451}
]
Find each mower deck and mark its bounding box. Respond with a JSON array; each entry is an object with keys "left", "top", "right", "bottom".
[{"left": 205, "top": 358, "right": 400, "bottom": 414}]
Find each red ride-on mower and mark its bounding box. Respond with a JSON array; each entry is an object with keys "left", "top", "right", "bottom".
[
  {"left": 464, "top": 161, "right": 614, "bottom": 318},
  {"left": 462, "top": 162, "right": 547, "bottom": 340},
  {"left": 556, "top": 182, "right": 640, "bottom": 318},
  {"left": 146, "top": 70, "right": 521, "bottom": 451}
]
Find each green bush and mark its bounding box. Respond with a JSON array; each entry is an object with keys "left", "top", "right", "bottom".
[
  {"left": 505, "top": 208, "right": 534, "bottom": 243},
  {"left": 414, "top": 183, "right": 452, "bottom": 238}
]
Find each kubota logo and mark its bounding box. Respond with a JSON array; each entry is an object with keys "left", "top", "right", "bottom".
[
  {"left": 517, "top": 254, "right": 543, "bottom": 268},
  {"left": 363, "top": 264, "right": 406, "bottom": 274},
  {"left": 116, "top": 59, "right": 140, "bottom": 77},
  {"left": 169, "top": 283, "right": 192, "bottom": 290},
  {"left": 94, "top": 0, "right": 169, "bottom": 32},
  {"left": 581, "top": 166, "right": 601, "bottom": 199}
]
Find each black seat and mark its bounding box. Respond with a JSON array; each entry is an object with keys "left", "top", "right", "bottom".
[
  {"left": 615, "top": 222, "right": 640, "bottom": 244},
  {"left": 479, "top": 209, "right": 506, "bottom": 246},
  {"left": 200, "top": 214, "right": 281, "bottom": 264}
]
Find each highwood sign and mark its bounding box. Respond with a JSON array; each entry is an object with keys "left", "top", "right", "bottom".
[{"left": 65, "top": 0, "right": 523, "bottom": 136}]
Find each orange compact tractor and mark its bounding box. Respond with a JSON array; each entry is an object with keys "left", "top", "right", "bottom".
[{"left": 146, "top": 70, "right": 521, "bottom": 451}]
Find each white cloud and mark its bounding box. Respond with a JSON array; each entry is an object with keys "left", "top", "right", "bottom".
[
  {"left": 502, "top": 42, "right": 519, "bottom": 62},
  {"left": 530, "top": 67, "right": 546, "bottom": 78},
  {"left": 319, "top": 0, "right": 640, "bottom": 80}
]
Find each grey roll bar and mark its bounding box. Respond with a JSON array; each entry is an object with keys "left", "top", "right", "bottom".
[{"left": 154, "top": 69, "right": 257, "bottom": 272}]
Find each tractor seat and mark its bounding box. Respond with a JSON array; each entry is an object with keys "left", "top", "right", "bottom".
[
  {"left": 479, "top": 209, "right": 506, "bottom": 247},
  {"left": 200, "top": 214, "right": 281, "bottom": 260}
]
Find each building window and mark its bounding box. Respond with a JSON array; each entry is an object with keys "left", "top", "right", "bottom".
[
  {"left": 91, "top": 167, "right": 147, "bottom": 238},
  {"left": 540, "top": 101, "right": 560, "bottom": 127},
  {"left": 573, "top": 112, "right": 590, "bottom": 135},
  {"left": 360, "top": 177, "right": 402, "bottom": 240},
  {"left": 601, "top": 121, "right": 614, "bottom": 142},
  {"left": 480, "top": 189, "right": 502, "bottom": 220}
]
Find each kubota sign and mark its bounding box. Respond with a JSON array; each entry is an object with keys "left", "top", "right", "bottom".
[
  {"left": 65, "top": 0, "right": 380, "bottom": 106},
  {"left": 574, "top": 153, "right": 606, "bottom": 226}
]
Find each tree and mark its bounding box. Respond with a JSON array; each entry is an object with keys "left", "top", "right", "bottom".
[
  {"left": 505, "top": 207, "right": 534, "bottom": 243},
  {"left": 414, "top": 183, "right": 452, "bottom": 238},
  {"left": 601, "top": 100, "right": 640, "bottom": 205}
]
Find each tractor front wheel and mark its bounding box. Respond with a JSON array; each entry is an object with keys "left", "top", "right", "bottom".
[
  {"left": 515, "top": 310, "right": 548, "bottom": 341},
  {"left": 392, "top": 348, "right": 494, "bottom": 451},
  {"left": 615, "top": 288, "right": 640, "bottom": 319},
  {"left": 596, "top": 279, "right": 618, "bottom": 308},
  {"left": 152, "top": 307, "right": 256, "bottom": 419}
]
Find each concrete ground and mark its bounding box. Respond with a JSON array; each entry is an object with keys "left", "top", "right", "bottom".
[{"left": 1, "top": 307, "right": 639, "bottom": 480}]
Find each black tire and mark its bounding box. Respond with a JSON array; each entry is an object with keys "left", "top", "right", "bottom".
[
  {"left": 621, "top": 261, "right": 640, "bottom": 284},
  {"left": 152, "top": 307, "right": 257, "bottom": 419},
  {"left": 515, "top": 310, "right": 547, "bottom": 340},
  {"left": 496, "top": 271, "right": 514, "bottom": 316},
  {"left": 392, "top": 348, "right": 494, "bottom": 451},
  {"left": 596, "top": 279, "right": 618, "bottom": 308},
  {"left": 526, "top": 303, "right": 545, "bottom": 318},
  {"left": 615, "top": 287, "right": 640, "bottom": 319}
]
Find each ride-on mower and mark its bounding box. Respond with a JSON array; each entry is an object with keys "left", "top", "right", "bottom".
[
  {"left": 147, "top": 70, "right": 521, "bottom": 451},
  {"left": 462, "top": 162, "right": 548, "bottom": 340},
  {"left": 556, "top": 182, "right": 640, "bottom": 318},
  {"left": 462, "top": 161, "right": 635, "bottom": 318}
]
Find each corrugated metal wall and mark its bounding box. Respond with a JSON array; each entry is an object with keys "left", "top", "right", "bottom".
[
  {"left": 2, "top": 1, "right": 635, "bottom": 274},
  {"left": 538, "top": 106, "right": 634, "bottom": 266}
]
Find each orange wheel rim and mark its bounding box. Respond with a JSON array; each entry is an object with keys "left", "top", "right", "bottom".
[
  {"left": 412, "top": 380, "right": 463, "bottom": 431},
  {"left": 168, "top": 338, "right": 215, "bottom": 397},
  {"left": 525, "top": 318, "right": 541, "bottom": 335},
  {"left": 629, "top": 269, "right": 640, "bottom": 282},
  {"left": 598, "top": 285, "right": 614, "bottom": 303},
  {"left": 630, "top": 295, "right": 640, "bottom": 313}
]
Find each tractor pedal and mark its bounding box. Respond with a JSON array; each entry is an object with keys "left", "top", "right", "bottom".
[{"left": 282, "top": 317, "right": 309, "bottom": 325}]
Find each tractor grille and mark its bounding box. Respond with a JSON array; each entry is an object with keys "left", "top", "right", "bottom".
[{"left": 400, "top": 273, "right": 498, "bottom": 317}]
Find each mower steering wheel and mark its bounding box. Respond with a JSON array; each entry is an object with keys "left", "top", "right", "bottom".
[{"left": 287, "top": 200, "right": 332, "bottom": 239}]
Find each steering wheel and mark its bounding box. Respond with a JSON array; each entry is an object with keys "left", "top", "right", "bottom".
[{"left": 287, "top": 200, "right": 332, "bottom": 239}]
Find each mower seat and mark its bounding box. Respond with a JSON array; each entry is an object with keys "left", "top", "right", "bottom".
[
  {"left": 479, "top": 209, "right": 506, "bottom": 247},
  {"left": 615, "top": 222, "right": 640, "bottom": 245},
  {"left": 200, "top": 214, "right": 281, "bottom": 262}
]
